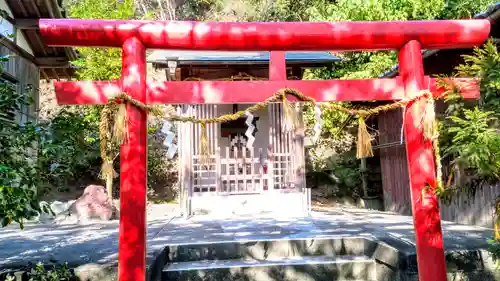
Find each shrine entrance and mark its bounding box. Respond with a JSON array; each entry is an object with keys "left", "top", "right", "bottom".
[
  {"left": 148, "top": 50, "right": 339, "bottom": 216},
  {"left": 178, "top": 101, "right": 307, "bottom": 217},
  {"left": 39, "top": 19, "right": 489, "bottom": 281}
]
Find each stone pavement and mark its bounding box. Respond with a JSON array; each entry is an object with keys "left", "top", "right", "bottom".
[
  {"left": 0, "top": 207, "right": 493, "bottom": 279},
  {"left": 151, "top": 209, "right": 491, "bottom": 250}
]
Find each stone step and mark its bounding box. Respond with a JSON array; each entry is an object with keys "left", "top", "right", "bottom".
[
  {"left": 162, "top": 255, "right": 377, "bottom": 281},
  {"left": 165, "top": 237, "right": 380, "bottom": 263}
]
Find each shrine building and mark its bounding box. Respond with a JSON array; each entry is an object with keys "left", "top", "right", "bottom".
[{"left": 147, "top": 51, "right": 339, "bottom": 217}]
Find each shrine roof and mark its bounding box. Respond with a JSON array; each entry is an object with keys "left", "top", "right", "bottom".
[
  {"left": 147, "top": 51, "right": 340, "bottom": 67},
  {"left": 4, "top": 0, "right": 79, "bottom": 80}
]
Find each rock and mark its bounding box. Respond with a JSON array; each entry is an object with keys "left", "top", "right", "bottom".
[
  {"left": 74, "top": 263, "right": 117, "bottom": 281},
  {"left": 36, "top": 212, "right": 55, "bottom": 223},
  {"left": 70, "top": 185, "right": 117, "bottom": 222},
  {"left": 50, "top": 200, "right": 70, "bottom": 216}
]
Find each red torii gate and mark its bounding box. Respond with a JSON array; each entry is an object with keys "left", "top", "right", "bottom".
[{"left": 39, "top": 19, "right": 489, "bottom": 281}]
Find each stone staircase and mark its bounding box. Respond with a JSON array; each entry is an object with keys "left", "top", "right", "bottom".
[{"left": 150, "top": 237, "right": 401, "bottom": 281}]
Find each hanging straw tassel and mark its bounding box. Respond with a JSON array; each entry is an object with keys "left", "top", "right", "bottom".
[
  {"left": 99, "top": 106, "right": 117, "bottom": 178},
  {"left": 423, "top": 98, "right": 436, "bottom": 141},
  {"left": 199, "top": 121, "right": 210, "bottom": 166},
  {"left": 420, "top": 96, "right": 445, "bottom": 195},
  {"left": 356, "top": 116, "right": 374, "bottom": 159},
  {"left": 282, "top": 93, "right": 299, "bottom": 132},
  {"left": 100, "top": 158, "right": 117, "bottom": 200},
  {"left": 113, "top": 102, "right": 128, "bottom": 145},
  {"left": 99, "top": 104, "right": 118, "bottom": 202},
  {"left": 100, "top": 159, "right": 116, "bottom": 179}
]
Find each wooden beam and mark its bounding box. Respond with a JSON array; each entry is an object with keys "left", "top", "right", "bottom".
[
  {"left": 52, "top": 77, "right": 479, "bottom": 105},
  {"left": 16, "top": 0, "right": 29, "bottom": 17},
  {"left": 35, "top": 56, "right": 70, "bottom": 67},
  {"left": 51, "top": 68, "right": 60, "bottom": 81},
  {"left": 62, "top": 67, "right": 70, "bottom": 79},
  {"left": 28, "top": 1, "right": 42, "bottom": 18},
  {"left": 19, "top": 22, "right": 79, "bottom": 65},
  {"left": 40, "top": 69, "right": 50, "bottom": 81},
  {"left": 0, "top": 33, "right": 37, "bottom": 63},
  {"left": 44, "top": 0, "right": 56, "bottom": 18},
  {"left": 15, "top": 19, "right": 39, "bottom": 30},
  {"left": 39, "top": 65, "right": 72, "bottom": 69}
]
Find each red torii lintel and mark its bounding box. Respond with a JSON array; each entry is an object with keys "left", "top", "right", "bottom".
[
  {"left": 38, "top": 18, "right": 489, "bottom": 281},
  {"left": 39, "top": 19, "right": 489, "bottom": 51},
  {"left": 53, "top": 77, "right": 479, "bottom": 105}
]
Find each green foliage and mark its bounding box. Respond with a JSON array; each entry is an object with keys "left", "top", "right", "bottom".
[
  {"left": 487, "top": 239, "right": 500, "bottom": 267},
  {"left": 58, "top": 0, "right": 132, "bottom": 189},
  {"left": 331, "top": 156, "right": 363, "bottom": 196},
  {"left": 5, "top": 262, "right": 76, "bottom": 281},
  {"left": 28, "top": 262, "right": 75, "bottom": 281},
  {"left": 37, "top": 110, "right": 101, "bottom": 192},
  {"left": 457, "top": 40, "right": 500, "bottom": 111},
  {"left": 438, "top": 40, "right": 500, "bottom": 196},
  {"left": 0, "top": 78, "right": 50, "bottom": 228},
  {"left": 0, "top": 2, "right": 170, "bottom": 226},
  {"left": 146, "top": 124, "right": 179, "bottom": 201},
  {"left": 443, "top": 109, "right": 500, "bottom": 180},
  {"left": 0, "top": 92, "right": 102, "bottom": 229},
  {"left": 440, "top": 0, "right": 496, "bottom": 19},
  {"left": 307, "top": 150, "right": 362, "bottom": 197},
  {"left": 178, "top": 0, "right": 225, "bottom": 20},
  {"left": 66, "top": 0, "right": 135, "bottom": 19},
  {"left": 306, "top": 0, "right": 444, "bottom": 22},
  {"left": 173, "top": 0, "right": 497, "bottom": 80},
  {"left": 304, "top": 0, "right": 437, "bottom": 80},
  {"left": 302, "top": 103, "right": 352, "bottom": 139},
  {"left": 67, "top": 0, "right": 135, "bottom": 81},
  {"left": 32, "top": 0, "right": 180, "bottom": 203},
  {"left": 300, "top": 0, "right": 498, "bottom": 200},
  {"left": 238, "top": 0, "right": 319, "bottom": 21},
  {"left": 304, "top": 0, "right": 497, "bottom": 80}
]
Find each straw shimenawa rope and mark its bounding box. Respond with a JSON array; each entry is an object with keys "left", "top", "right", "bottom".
[
  {"left": 320, "top": 91, "right": 433, "bottom": 158},
  {"left": 99, "top": 87, "right": 442, "bottom": 201},
  {"left": 99, "top": 102, "right": 118, "bottom": 199}
]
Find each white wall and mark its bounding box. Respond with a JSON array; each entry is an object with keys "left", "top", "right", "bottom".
[{"left": 191, "top": 192, "right": 307, "bottom": 217}]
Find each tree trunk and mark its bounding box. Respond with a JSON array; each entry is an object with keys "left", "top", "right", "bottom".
[
  {"left": 157, "top": 0, "right": 167, "bottom": 20},
  {"left": 136, "top": 0, "right": 149, "bottom": 16},
  {"left": 164, "top": 0, "right": 176, "bottom": 20}
]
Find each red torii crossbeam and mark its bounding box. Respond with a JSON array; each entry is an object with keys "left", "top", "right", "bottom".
[
  {"left": 39, "top": 19, "right": 489, "bottom": 281},
  {"left": 53, "top": 77, "right": 479, "bottom": 105}
]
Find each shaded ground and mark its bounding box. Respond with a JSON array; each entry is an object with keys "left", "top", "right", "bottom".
[{"left": 0, "top": 205, "right": 492, "bottom": 272}]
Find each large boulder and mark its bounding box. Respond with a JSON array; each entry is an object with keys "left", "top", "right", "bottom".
[{"left": 69, "top": 185, "right": 117, "bottom": 222}]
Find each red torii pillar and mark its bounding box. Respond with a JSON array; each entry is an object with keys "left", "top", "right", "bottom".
[{"left": 39, "top": 19, "right": 489, "bottom": 281}]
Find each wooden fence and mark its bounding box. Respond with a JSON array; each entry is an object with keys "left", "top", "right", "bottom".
[
  {"left": 378, "top": 109, "right": 499, "bottom": 228},
  {"left": 440, "top": 184, "right": 500, "bottom": 227}
]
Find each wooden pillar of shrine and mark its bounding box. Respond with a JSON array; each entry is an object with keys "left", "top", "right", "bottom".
[
  {"left": 119, "top": 37, "right": 148, "bottom": 281},
  {"left": 400, "top": 40, "right": 447, "bottom": 281}
]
